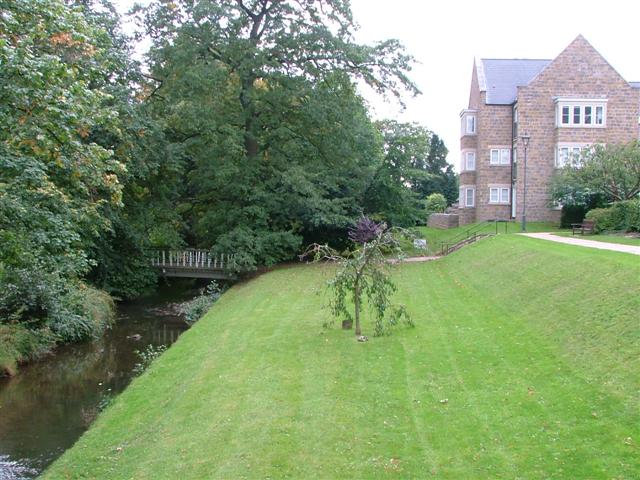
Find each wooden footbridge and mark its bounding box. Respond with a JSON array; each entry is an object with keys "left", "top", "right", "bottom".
[{"left": 150, "top": 249, "right": 237, "bottom": 280}]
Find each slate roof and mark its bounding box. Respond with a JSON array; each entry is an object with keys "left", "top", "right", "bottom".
[
  {"left": 478, "top": 59, "right": 552, "bottom": 104},
  {"left": 630, "top": 81, "right": 640, "bottom": 89}
]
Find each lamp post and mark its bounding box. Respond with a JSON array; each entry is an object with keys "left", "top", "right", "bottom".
[{"left": 520, "top": 133, "right": 530, "bottom": 232}]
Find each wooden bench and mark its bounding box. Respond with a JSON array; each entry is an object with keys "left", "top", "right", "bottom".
[{"left": 571, "top": 220, "right": 595, "bottom": 235}]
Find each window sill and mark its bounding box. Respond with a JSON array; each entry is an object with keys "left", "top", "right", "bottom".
[{"left": 556, "top": 124, "right": 606, "bottom": 129}]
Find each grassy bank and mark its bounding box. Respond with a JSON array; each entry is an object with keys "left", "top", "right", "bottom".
[
  {"left": 0, "top": 286, "right": 114, "bottom": 376},
  {"left": 404, "top": 221, "right": 560, "bottom": 256},
  {"left": 45, "top": 236, "right": 639, "bottom": 478}
]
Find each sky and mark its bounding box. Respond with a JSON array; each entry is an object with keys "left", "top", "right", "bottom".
[{"left": 114, "top": 0, "right": 640, "bottom": 168}]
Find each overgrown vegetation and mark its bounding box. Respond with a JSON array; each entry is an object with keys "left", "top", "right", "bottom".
[
  {"left": 1, "top": 0, "right": 450, "bottom": 372},
  {"left": 0, "top": 0, "right": 137, "bottom": 372},
  {"left": 179, "top": 282, "right": 222, "bottom": 326}
]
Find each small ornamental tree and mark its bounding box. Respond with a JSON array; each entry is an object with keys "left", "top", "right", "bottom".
[
  {"left": 303, "top": 217, "right": 413, "bottom": 337},
  {"left": 425, "top": 193, "right": 447, "bottom": 214}
]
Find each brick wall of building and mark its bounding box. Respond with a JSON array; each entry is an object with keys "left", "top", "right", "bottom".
[
  {"left": 514, "top": 35, "right": 640, "bottom": 223},
  {"left": 476, "top": 101, "right": 513, "bottom": 221}
]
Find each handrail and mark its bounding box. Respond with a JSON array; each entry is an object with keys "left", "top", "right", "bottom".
[
  {"left": 439, "top": 220, "right": 494, "bottom": 255},
  {"left": 149, "top": 249, "right": 237, "bottom": 271},
  {"left": 438, "top": 219, "right": 507, "bottom": 256}
]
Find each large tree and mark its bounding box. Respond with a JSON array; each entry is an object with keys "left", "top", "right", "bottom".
[
  {"left": 135, "top": 0, "right": 420, "bottom": 268},
  {"left": 364, "top": 121, "right": 455, "bottom": 225},
  {"left": 0, "top": 0, "right": 128, "bottom": 340}
]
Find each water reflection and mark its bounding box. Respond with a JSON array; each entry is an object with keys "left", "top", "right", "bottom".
[{"left": 0, "top": 284, "right": 194, "bottom": 479}]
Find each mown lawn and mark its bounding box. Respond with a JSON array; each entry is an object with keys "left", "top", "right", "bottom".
[
  {"left": 554, "top": 231, "right": 640, "bottom": 246},
  {"left": 45, "top": 236, "right": 640, "bottom": 479}
]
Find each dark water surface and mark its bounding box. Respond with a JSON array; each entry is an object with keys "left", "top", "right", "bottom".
[{"left": 0, "top": 283, "right": 195, "bottom": 479}]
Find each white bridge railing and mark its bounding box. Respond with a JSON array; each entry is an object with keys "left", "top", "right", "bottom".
[{"left": 150, "top": 249, "right": 235, "bottom": 271}]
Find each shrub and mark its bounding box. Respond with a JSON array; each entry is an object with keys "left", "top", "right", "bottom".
[
  {"left": 585, "top": 199, "right": 640, "bottom": 232},
  {"left": 560, "top": 204, "right": 589, "bottom": 228},
  {"left": 0, "top": 324, "right": 57, "bottom": 376},
  {"left": 425, "top": 193, "right": 447, "bottom": 214},
  {"left": 179, "top": 282, "right": 222, "bottom": 325}
]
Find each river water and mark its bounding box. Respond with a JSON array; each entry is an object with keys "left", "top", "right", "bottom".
[{"left": 0, "top": 283, "right": 196, "bottom": 479}]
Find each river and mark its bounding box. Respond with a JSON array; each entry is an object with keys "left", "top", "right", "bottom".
[{"left": 0, "top": 282, "right": 198, "bottom": 479}]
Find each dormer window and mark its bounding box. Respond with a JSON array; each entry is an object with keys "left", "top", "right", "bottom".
[
  {"left": 460, "top": 109, "right": 477, "bottom": 136},
  {"left": 556, "top": 98, "right": 607, "bottom": 127}
]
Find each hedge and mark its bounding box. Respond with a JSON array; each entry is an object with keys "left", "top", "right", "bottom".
[{"left": 585, "top": 199, "right": 640, "bottom": 233}]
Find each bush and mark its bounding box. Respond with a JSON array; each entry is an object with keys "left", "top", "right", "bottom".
[
  {"left": 0, "top": 324, "right": 57, "bottom": 376},
  {"left": 179, "top": 282, "right": 222, "bottom": 325},
  {"left": 585, "top": 199, "right": 640, "bottom": 232},
  {"left": 425, "top": 193, "right": 447, "bottom": 214},
  {"left": 0, "top": 264, "right": 114, "bottom": 374},
  {"left": 560, "top": 204, "right": 588, "bottom": 228}
]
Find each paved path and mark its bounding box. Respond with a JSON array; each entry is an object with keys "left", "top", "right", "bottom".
[{"left": 520, "top": 233, "right": 640, "bottom": 256}]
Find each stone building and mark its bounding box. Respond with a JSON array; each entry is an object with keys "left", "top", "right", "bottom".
[{"left": 458, "top": 35, "right": 640, "bottom": 225}]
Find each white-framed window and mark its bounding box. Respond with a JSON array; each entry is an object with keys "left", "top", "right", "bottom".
[
  {"left": 465, "top": 151, "right": 476, "bottom": 171},
  {"left": 556, "top": 98, "right": 607, "bottom": 127},
  {"left": 490, "top": 148, "right": 511, "bottom": 165},
  {"left": 459, "top": 185, "right": 475, "bottom": 208},
  {"left": 465, "top": 187, "right": 475, "bottom": 207},
  {"left": 460, "top": 109, "right": 477, "bottom": 136},
  {"left": 466, "top": 115, "right": 476, "bottom": 134},
  {"left": 555, "top": 143, "right": 590, "bottom": 168},
  {"left": 489, "top": 186, "right": 510, "bottom": 204}
]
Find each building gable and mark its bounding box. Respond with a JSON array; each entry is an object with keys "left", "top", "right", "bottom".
[{"left": 525, "top": 35, "right": 632, "bottom": 93}]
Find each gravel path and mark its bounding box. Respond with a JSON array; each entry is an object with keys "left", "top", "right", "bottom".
[{"left": 520, "top": 232, "right": 640, "bottom": 256}]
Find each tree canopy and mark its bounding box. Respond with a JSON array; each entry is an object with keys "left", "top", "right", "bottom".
[
  {"left": 133, "top": 0, "right": 427, "bottom": 268},
  {"left": 0, "top": 0, "right": 453, "bottom": 364}
]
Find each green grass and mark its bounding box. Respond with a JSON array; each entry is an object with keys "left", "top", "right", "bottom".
[
  {"left": 404, "top": 221, "right": 561, "bottom": 256},
  {"left": 554, "top": 231, "right": 640, "bottom": 246},
  {"left": 44, "top": 236, "right": 640, "bottom": 479}
]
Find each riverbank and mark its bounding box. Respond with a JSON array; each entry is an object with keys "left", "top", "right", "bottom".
[
  {"left": 0, "top": 286, "right": 114, "bottom": 377},
  {"left": 44, "top": 235, "right": 640, "bottom": 478},
  {"left": 0, "top": 283, "right": 194, "bottom": 478}
]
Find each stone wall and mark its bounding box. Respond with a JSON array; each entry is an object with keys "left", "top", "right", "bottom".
[
  {"left": 476, "top": 101, "right": 513, "bottom": 222},
  {"left": 427, "top": 213, "right": 460, "bottom": 229},
  {"left": 515, "top": 35, "right": 640, "bottom": 223}
]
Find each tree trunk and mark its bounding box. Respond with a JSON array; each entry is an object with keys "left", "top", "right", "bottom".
[{"left": 354, "top": 280, "right": 361, "bottom": 336}]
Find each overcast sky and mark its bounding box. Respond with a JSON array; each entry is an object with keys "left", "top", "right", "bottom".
[{"left": 114, "top": 0, "right": 640, "bottom": 167}]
